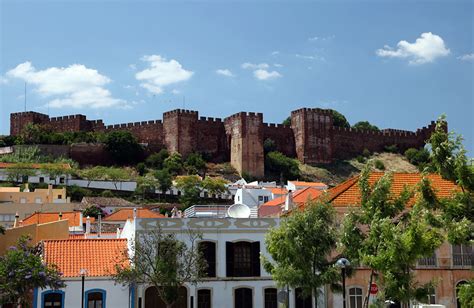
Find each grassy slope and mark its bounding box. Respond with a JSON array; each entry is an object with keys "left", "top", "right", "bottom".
[{"left": 298, "top": 153, "right": 419, "bottom": 187}]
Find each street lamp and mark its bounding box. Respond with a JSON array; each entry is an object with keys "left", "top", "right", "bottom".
[
  {"left": 80, "top": 268, "right": 88, "bottom": 308},
  {"left": 336, "top": 258, "right": 351, "bottom": 308}
]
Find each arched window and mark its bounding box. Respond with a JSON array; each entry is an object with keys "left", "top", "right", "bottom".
[
  {"left": 235, "top": 288, "right": 252, "bottom": 308},
  {"left": 42, "top": 290, "right": 64, "bottom": 308},
  {"left": 85, "top": 289, "right": 106, "bottom": 308},
  {"left": 197, "top": 289, "right": 211, "bottom": 308},
  {"left": 264, "top": 288, "right": 277, "bottom": 308},
  {"left": 349, "top": 287, "right": 363, "bottom": 308},
  {"left": 452, "top": 244, "right": 473, "bottom": 266},
  {"left": 199, "top": 241, "right": 216, "bottom": 277},
  {"left": 145, "top": 286, "right": 188, "bottom": 308},
  {"left": 226, "top": 241, "right": 260, "bottom": 277},
  {"left": 295, "top": 288, "right": 312, "bottom": 308}
]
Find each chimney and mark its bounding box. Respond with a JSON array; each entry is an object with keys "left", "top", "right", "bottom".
[
  {"left": 24, "top": 183, "right": 30, "bottom": 192},
  {"left": 98, "top": 215, "right": 102, "bottom": 238},
  {"left": 47, "top": 184, "right": 53, "bottom": 203},
  {"left": 13, "top": 212, "right": 19, "bottom": 228},
  {"left": 58, "top": 212, "right": 63, "bottom": 220},
  {"left": 85, "top": 216, "right": 91, "bottom": 234},
  {"left": 284, "top": 190, "right": 294, "bottom": 212},
  {"left": 133, "top": 207, "right": 137, "bottom": 219}
]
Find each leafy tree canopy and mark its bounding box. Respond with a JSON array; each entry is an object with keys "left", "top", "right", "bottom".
[
  {"left": 145, "top": 149, "right": 170, "bottom": 169},
  {"left": 104, "top": 131, "right": 143, "bottom": 165},
  {"left": 184, "top": 153, "right": 206, "bottom": 175},
  {"left": 0, "top": 236, "right": 65, "bottom": 306},
  {"left": 352, "top": 121, "right": 380, "bottom": 132},
  {"left": 330, "top": 109, "right": 350, "bottom": 128},
  {"left": 163, "top": 153, "right": 183, "bottom": 176},
  {"left": 262, "top": 200, "right": 340, "bottom": 302},
  {"left": 282, "top": 117, "right": 291, "bottom": 126},
  {"left": 154, "top": 169, "right": 173, "bottom": 194},
  {"left": 175, "top": 175, "right": 202, "bottom": 208},
  {"left": 265, "top": 151, "right": 300, "bottom": 182}
]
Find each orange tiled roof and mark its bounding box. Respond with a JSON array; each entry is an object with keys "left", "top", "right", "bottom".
[
  {"left": 327, "top": 172, "right": 459, "bottom": 207},
  {"left": 0, "top": 162, "right": 71, "bottom": 169},
  {"left": 22, "top": 212, "right": 94, "bottom": 228},
  {"left": 292, "top": 187, "right": 324, "bottom": 204},
  {"left": 265, "top": 187, "right": 289, "bottom": 195},
  {"left": 289, "top": 181, "right": 327, "bottom": 188},
  {"left": 43, "top": 239, "right": 129, "bottom": 277},
  {"left": 103, "top": 208, "right": 164, "bottom": 221}
]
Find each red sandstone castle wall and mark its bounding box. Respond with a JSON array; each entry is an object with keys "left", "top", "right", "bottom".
[
  {"left": 10, "top": 112, "right": 49, "bottom": 136},
  {"left": 263, "top": 123, "right": 296, "bottom": 157},
  {"left": 102, "top": 120, "right": 164, "bottom": 151},
  {"left": 224, "top": 112, "right": 265, "bottom": 178},
  {"left": 196, "top": 117, "right": 228, "bottom": 162},
  {"left": 163, "top": 109, "right": 198, "bottom": 157}
]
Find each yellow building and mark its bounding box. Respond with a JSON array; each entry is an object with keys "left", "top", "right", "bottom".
[{"left": 0, "top": 184, "right": 69, "bottom": 204}]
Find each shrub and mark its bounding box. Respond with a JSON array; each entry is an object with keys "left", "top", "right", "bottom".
[
  {"left": 104, "top": 131, "right": 143, "bottom": 165},
  {"left": 264, "top": 138, "right": 277, "bottom": 154},
  {"left": 67, "top": 185, "right": 92, "bottom": 201},
  {"left": 145, "top": 149, "right": 169, "bottom": 169},
  {"left": 163, "top": 153, "right": 183, "bottom": 175},
  {"left": 184, "top": 153, "right": 206, "bottom": 175},
  {"left": 384, "top": 144, "right": 398, "bottom": 153},
  {"left": 101, "top": 190, "right": 114, "bottom": 197},
  {"left": 352, "top": 121, "right": 380, "bottom": 132},
  {"left": 404, "top": 148, "right": 430, "bottom": 166},
  {"left": 374, "top": 160, "right": 385, "bottom": 170},
  {"left": 356, "top": 156, "right": 366, "bottom": 163},
  {"left": 362, "top": 148, "right": 371, "bottom": 158},
  {"left": 83, "top": 205, "right": 104, "bottom": 218},
  {"left": 136, "top": 162, "right": 146, "bottom": 176},
  {"left": 265, "top": 151, "right": 300, "bottom": 181}
]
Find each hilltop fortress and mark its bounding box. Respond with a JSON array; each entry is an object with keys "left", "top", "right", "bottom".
[{"left": 10, "top": 108, "right": 437, "bottom": 177}]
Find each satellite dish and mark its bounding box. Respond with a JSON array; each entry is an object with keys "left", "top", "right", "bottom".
[{"left": 227, "top": 203, "right": 251, "bottom": 218}]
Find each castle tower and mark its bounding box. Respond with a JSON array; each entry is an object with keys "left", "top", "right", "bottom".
[
  {"left": 10, "top": 111, "right": 50, "bottom": 136},
  {"left": 291, "top": 108, "right": 334, "bottom": 164},
  {"left": 163, "top": 109, "right": 199, "bottom": 157},
  {"left": 224, "top": 112, "right": 264, "bottom": 178}
]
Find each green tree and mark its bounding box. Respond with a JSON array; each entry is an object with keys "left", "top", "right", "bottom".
[
  {"left": 104, "top": 131, "right": 143, "bottom": 165},
  {"left": 263, "top": 138, "right": 277, "bottom": 154},
  {"left": 82, "top": 205, "right": 104, "bottom": 219},
  {"left": 113, "top": 227, "right": 206, "bottom": 308},
  {"left": 154, "top": 169, "right": 173, "bottom": 195},
  {"left": 6, "top": 163, "right": 35, "bottom": 183},
  {"left": 163, "top": 153, "right": 183, "bottom": 175},
  {"left": 66, "top": 185, "right": 92, "bottom": 202},
  {"left": 104, "top": 167, "right": 132, "bottom": 190},
  {"left": 282, "top": 116, "right": 291, "bottom": 126},
  {"left": 175, "top": 175, "right": 202, "bottom": 208},
  {"left": 340, "top": 167, "right": 443, "bottom": 307},
  {"left": 262, "top": 201, "right": 340, "bottom": 306},
  {"left": 145, "top": 149, "right": 170, "bottom": 169},
  {"left": 79, "top": 166, "right": 106, "bottom": 187},
  {"left": 265, "top": 151, "right": 300, "bottom": 181},
  {"left": 457, "top": 281, "right": 474, "bottom": 308},
  {"left": 136, "top": 162, "right": 147, "bottom": 176},
  {"left": 41, "top": 164, "right": 70, "bottom": 185},
  {"left": 352, "top": 121, "right": 380, "bottom": 132},
  {"left": 404, "top": 148, "right": 430, "bottom": 169},
  {"left": 184, "top": 153, "right": 206, "bottom": 175},
  {"left": 202, "top": 177, "right": 228, "bottom": 197},
  {"left": 19, "top": 123, "right": 50, "bottom": 144},
  {"left": 330, "top": 109, "right": 350, "bottom": 128},
  {"left": 135, "top": 175, "right": 158, "bottom": 200},
  {"left": 0, "top": 236, "right": 65, "bottom": 306}
]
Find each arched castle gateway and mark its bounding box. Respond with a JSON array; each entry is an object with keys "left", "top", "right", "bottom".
[{"left": 10, "top": 108, "right": 437, "bottom": 177}]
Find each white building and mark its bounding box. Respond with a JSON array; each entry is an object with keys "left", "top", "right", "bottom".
[{"left": 128, "top": 217, "right": 327, "bottom": 308}]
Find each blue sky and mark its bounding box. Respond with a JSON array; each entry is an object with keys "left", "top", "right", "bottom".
[{"left": 1, "top": 0, "right": 473, "bottom": 154}]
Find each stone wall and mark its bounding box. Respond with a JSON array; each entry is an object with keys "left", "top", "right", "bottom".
[{"left": 9, "top": 108, "right": 438, "bottom": 175}]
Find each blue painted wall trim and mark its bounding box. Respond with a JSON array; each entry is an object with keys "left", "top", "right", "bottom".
[
  {"left": 130, "top": 284, "right": 136, "bottom": 308},
  {"left": 85, "top": 288, "right": 107, "bottom": 308},
  {"left": 41, "top": 290, "right": 65, "bottom": 308},
  {"left": 33, "top": 288, "right": 38, "bottom": 308}
]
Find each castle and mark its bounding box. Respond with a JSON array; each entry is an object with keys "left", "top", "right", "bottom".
[{"left": 10, "top": 108, "right": 437, "bottom": 177}]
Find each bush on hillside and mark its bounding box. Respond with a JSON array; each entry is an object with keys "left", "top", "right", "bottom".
[
  {"left": 374, "top": 159, "right": 385, "bottom": 170},
  {"left": 384, "top": 144, "right": 398, "bottom": 153},
  {"left": 145, "top": 149, "right": 169, "bottom": 169},
  {"left": 265, "top": 151, "right": 300, "bottom": 181}
]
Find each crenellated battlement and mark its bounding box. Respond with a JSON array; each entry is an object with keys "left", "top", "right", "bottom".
[{"left": 10, "top": 106, "right": 438, "bottom": 172}]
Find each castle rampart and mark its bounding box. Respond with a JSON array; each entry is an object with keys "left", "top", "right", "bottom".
[{"left": 9, "top": 107, "right": 437, "bottom": 178}]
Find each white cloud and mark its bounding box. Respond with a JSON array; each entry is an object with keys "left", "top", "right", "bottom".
[
  {"left": 135, "top": 55, "right": 193, "bottom": 94},
  {"left": 171, "top": 89, "right": 180, "bottom": 95},
  {"left": 271, "top": 51, "right": 280, "bottom": 56},
  {"left": 254, "top": 69, "right": 282, "bottom": 81},
  {"left": 0, "top": 76, "right": 8, "bottom": 85},
  {"left": 458, "top": 53, "right": 474, "bottom": 61},
  {"left": 129, "top": 64, "right": 137, "bottom": 70},
  {"left": 296, "top": 54, "right": 326, "bottom": 61},
  {"left": 273, "top": 63, "right": 283, "bottom": 68},
  {"left": 241, "top": 62, "right": 269, "bottom": 70},
  {"left": 6, "top": 61, "right": 128, "bottom": 109},
  {"left": 215, "top": 69, "right": 235, "bottom": 77},
  {"left": 376, "top": 32, "right": 450, "bottom": 65},
  {"left": 308, "top": 35, "right": 335, "bottom": 42}
]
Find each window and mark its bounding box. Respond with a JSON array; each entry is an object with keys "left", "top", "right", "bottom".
[
  {"left": 199, "top": 241, "right": 216, "bottom": 277},
  {"left": 42, "top": 291, "right": 64, "bottom": 308},
  {"left": 349, "top": 287, "right": 363, "bottom": 308},
  {"left": 197, "top": 289, "right": 211, "bottom": 308},
  {"left": 20, "top": 198, "right": 26, "bottom": 204},
  {"left": 418, "top": 252, "right": 437, "bottom": 267},
  {"left": 85, "top": 289, "right": 106, "bottom": 308},
  {"left": 226, "top": 241, "right": 260, "bottom": 277},
  {"left": 295, "top": 288, "right": 312, "bottom": 308},
  {"left": 58, "top": 195, "right": 62, "bottom": 200},
  {"left": 39, "top": 177, "right": 44, "bottom": 183},
  {"left": 0, "top": 214, "right": 15, "bottom": 222},
  {"left": 235, "top": 288, "right": 252, "bottom": 308},
  {"left": 264, "top": 196, "right": 269, "bottom": 203},
  {"left": 426, "top": 287, "right": 436, "bottom": 304},
  {"left": 453, "top": 244, "right": 473, "bottom": 266},
  {"left": 258, "top": 196, "right": 264, "bottom": 202},
  {"left": 264, "top": 288, "right": 278, "bottom": 308},
  {"left": 59, "top": 177, "right": 65, "bottom": 184},
  {"left": 35, "top": 197, "right": 42, "bottom": 204}
]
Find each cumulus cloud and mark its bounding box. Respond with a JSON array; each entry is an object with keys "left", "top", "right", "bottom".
[
  {"left": 135, "top": 55, "right": 193, "bottom": 94},
  {"left": 0, "top": 76, "right": 8, "bottom": 85},
  {"left": 458, "top": 53, "right": 474, "bottom": 61},
  {"left": 6, "top": 61, "right": 128, "bottom": 109},
  {"left": 241, "top": 62, "right": 269, "bottom": 70},
  {"left": 254, "top": 69, "right": 282, "bottom": 81},
  {"left": 273, "top": 63, "right": 283, "bottom": 68},
  {"left": 376, "top": 32, "right": 450, "bottom": 64},
  {"left": 215, "top": 69, "right": 235, "bottom": 77},
  {"left": 308, "top": 35, "right": 335, "bottom": 42},
  {"left": 271, "top": 51, "right": 280, "bottom": 56}
]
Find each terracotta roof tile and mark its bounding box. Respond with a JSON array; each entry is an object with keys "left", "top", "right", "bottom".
[
  {"left": 289, "top": 181, "right": 327, "bottom": 188},
  {"left": 327, "top": 172, "right": 459, "bottom": 207},
  {"left": 22, "top": 212, "right": 94, "bottom": 228},
  {"left": 43, "top": 239, "right": 129, "bottom": 277},
  {"left": 103, "top": 208, "right": 164, "bottom": 221},
  {"left": 265, "top": 187, "right": 289, "bottom": 195}
]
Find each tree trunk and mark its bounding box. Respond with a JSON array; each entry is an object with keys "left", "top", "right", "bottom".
[{"left": 363, "top": 270, "right": 374, "bottom": 308}]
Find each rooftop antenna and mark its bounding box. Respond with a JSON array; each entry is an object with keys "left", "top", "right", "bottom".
[{"left": 24, "top": 82, "right": 27, "bottom": 112}]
